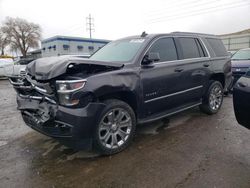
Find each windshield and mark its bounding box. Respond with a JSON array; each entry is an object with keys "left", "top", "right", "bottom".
[
  {"left": 232, "top": 49, "right": 250, "bottom": 60},
  {"left": 90, "top": 38, "right": 146, "bottom": 62},
  {"left": 16, "top": 59, "right": 34, "bottom": 65}
]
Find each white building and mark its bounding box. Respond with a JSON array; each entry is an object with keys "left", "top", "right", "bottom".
[
  {"left": 41, "top": 36, "right": 110, "bottom": 57},
  {"left": 219, "top": 29, "right": 250, "bottom": 52}
]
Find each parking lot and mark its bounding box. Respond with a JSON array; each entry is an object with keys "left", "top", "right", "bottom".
[{"left": 0, "top": 79, "right": 249, "bottom": 188}]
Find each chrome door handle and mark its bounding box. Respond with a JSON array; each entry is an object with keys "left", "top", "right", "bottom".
[
  {"left": 174, "top": 68, "right": 184, "bottom": 72},
  {"left": 203, "top": 63, "right": 210, "bottom": 67}
]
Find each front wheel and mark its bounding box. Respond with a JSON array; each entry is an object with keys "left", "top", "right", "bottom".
[
  {"left": 94, "top": 99, "right": 136, "bottom": 155},
  {"left": 200, "top": 81, "right": 224, "bottom": 115}
]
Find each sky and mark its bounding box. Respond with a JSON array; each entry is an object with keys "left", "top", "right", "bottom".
[{"left": 0, "top": 0, "right": 250, "bottom": 41}]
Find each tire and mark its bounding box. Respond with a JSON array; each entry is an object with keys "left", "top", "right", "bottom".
[
  {"left": 93, "top": 99, "right": 136, "bottom": 155},
  {"left": 199, "top": 80, "right": 224, "bottom": 115}
]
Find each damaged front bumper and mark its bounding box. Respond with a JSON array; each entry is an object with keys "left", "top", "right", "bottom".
[
  {"left": 17, "top": 95, "right": 105, "bottom": 138},
  {"left": 10, "top": 75, "right": 106, "bottom": 149}
]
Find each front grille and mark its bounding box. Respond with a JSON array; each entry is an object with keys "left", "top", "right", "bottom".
[{"left": 9, "top": 75, "right": 56, "bottom": 104}]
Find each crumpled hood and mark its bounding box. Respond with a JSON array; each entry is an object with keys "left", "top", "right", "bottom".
[
  {"left": 232, "top": 59, "right": 250, "bottom": 68},
  {"left": 27, "top": 56, "right": 123, "bottom": 80}
]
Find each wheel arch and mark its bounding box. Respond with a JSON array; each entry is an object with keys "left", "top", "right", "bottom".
[
  {"left": 209, "top": 73, "right": 225, "bottom": 88},
  {"left": 97, "top": 90, "right": 138, "bottom": 117}
]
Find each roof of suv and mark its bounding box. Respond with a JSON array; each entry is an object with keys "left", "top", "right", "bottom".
[{"left": 121, "top": 32, "right": 218, "bottom": 40}]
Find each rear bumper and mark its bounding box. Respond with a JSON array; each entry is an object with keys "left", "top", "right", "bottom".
[{"left": 17, "top": 95, "right": 106, "bottom": 140}]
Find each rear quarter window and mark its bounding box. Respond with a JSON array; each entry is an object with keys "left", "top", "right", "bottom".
[{"left": 206, "top": 38, "right": 228, "bottom": 57}]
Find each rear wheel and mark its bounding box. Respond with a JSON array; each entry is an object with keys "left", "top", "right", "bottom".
[
  {"left": 200, "top": 81, "right": 224, "bottom": 115},
  {"left": 94, "top": 99, "right": 136, "bottom": 155}
]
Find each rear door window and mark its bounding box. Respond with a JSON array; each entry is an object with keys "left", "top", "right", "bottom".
[
  {"left": 149, "top": 37, "right": 178, "bottom": 62},
  {"left": 206, "top": 38, "right": 228, "bottom": 57},
  {"left": 179, "top": 38, "right": 201, "bottom": 59}
]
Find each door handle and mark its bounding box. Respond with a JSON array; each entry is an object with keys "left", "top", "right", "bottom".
[
  {"left": 238, "top": 82, "right": 247, "bottom": 88},
  {"left": 203, "top": 63, "right": 210, "bottom": 67},
  {"left": 174, "top": 68, "right": 184, "bottom": 72}
]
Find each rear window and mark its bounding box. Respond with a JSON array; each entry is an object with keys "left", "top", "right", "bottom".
[
  {"left": 179, "top": 38, "right": 203, "bottom": 59},
  {"left": 206, "top": 38, "right": 228, "bottom": 57}
]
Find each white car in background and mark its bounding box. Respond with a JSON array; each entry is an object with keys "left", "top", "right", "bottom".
[
  {"left": 0, "top": 58, "right": 14, "bottom": 78},
  {"left": 13, "top": 58, "right": 35, "bottom": 76}
]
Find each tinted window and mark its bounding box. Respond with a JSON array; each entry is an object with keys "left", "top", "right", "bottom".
[
  {"left": 179, "top": 38, "right": 201, "bottom": 59},
  {"left": 149, "top": 38, "right": 177, "bottom": 62},
  {"left": 206, "top": 38, "right": 227, "bottom": 57}
]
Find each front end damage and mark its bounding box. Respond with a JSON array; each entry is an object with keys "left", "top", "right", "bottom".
[
  {"left": 9, "top": 75, "right": 106, "bottom": 149},
  {"left": 8, "top": 56, "right": 126, "bottom": 149}
]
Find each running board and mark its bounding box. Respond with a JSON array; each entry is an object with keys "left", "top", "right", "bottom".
[{"left": 138, "top": 101, "right": 202, "bottom": 124}]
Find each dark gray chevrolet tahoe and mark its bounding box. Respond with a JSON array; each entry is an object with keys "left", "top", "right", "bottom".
[{"left": 9, "top": 32, "right": 232, "bottom": 155}]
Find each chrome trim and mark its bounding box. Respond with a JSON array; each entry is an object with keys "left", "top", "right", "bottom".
[
  {"left": 199, "top": 37, "right": 211, "bottom": 58},
  {"left": 31, "top": 84, "right": 47, "bottom": 93},
  {"left": 9, "top": 78, "right": 24, "bottom": 86},
  {"left": 57, "top": 89, "right": 83, "bottom": 94},
  {"left": 45, "top": 97, "right": 57, "bottom": 104},
  {"left": 19, "top": 94, "right": 56, "bottom": 104},
  {"left": 19, "top": 94, "right": 42, "bottom": 100},
  {"left": 145, "top": 85, "right": 203, "bottom": 103},
  {"left": 56, "top": 79, "right": 87, "bottom": 84},
  {"left": 10, "top": 76, "right": 48, "bottom": 94},
  {"left": 153, "top": 57, "right": 210, "bottom": 65},
  {"left": 14, "top": 85, "right": 32, "bottom": 89}
]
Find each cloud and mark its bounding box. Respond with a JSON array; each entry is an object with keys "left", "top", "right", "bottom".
[{"left": 1, "top": 0, "right": 250, "bottom": 40}]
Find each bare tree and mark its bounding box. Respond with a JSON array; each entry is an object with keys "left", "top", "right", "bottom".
[
  {"left": 0, "top": 28, "right": 9, "bottom": 56},
  {"left": 2, "top": 17, "right": 41, "bottom": 57}
]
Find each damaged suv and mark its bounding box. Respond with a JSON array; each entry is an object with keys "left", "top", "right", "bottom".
[{"left": 9, "top": 32, "right": 232, "bottom": 154}]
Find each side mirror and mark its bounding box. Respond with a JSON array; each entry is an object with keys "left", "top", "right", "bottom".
[{"left": 142, "top": 52, "right": 160, "bottom": 66}]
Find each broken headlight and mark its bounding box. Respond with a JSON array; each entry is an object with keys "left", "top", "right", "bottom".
[{"left": 56, "top": 79, "right": 86, "bottom": 106}]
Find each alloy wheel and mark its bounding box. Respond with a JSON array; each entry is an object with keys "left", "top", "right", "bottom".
[
  {"left": 209, "top": 84, "right": 223, "bottom": 111},
  {"left": 98, "top": 108, "right": 132, "bottom": 149}
]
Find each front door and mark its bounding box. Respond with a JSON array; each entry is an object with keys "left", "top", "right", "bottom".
[{"left": 140, "top": 37, "right": 187, "bottom": 117}]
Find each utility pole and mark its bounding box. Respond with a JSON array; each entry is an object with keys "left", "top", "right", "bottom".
[{"left": 86, "top": 14, "right": 94, "bottom": 39}]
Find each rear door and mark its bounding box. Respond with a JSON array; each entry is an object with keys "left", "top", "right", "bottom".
[
  {"left": 233, "top": 72, "right": 250, "bottom": 129},
  {"left": 175, "top": 37, "right": 211, "bottom": 102}
]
